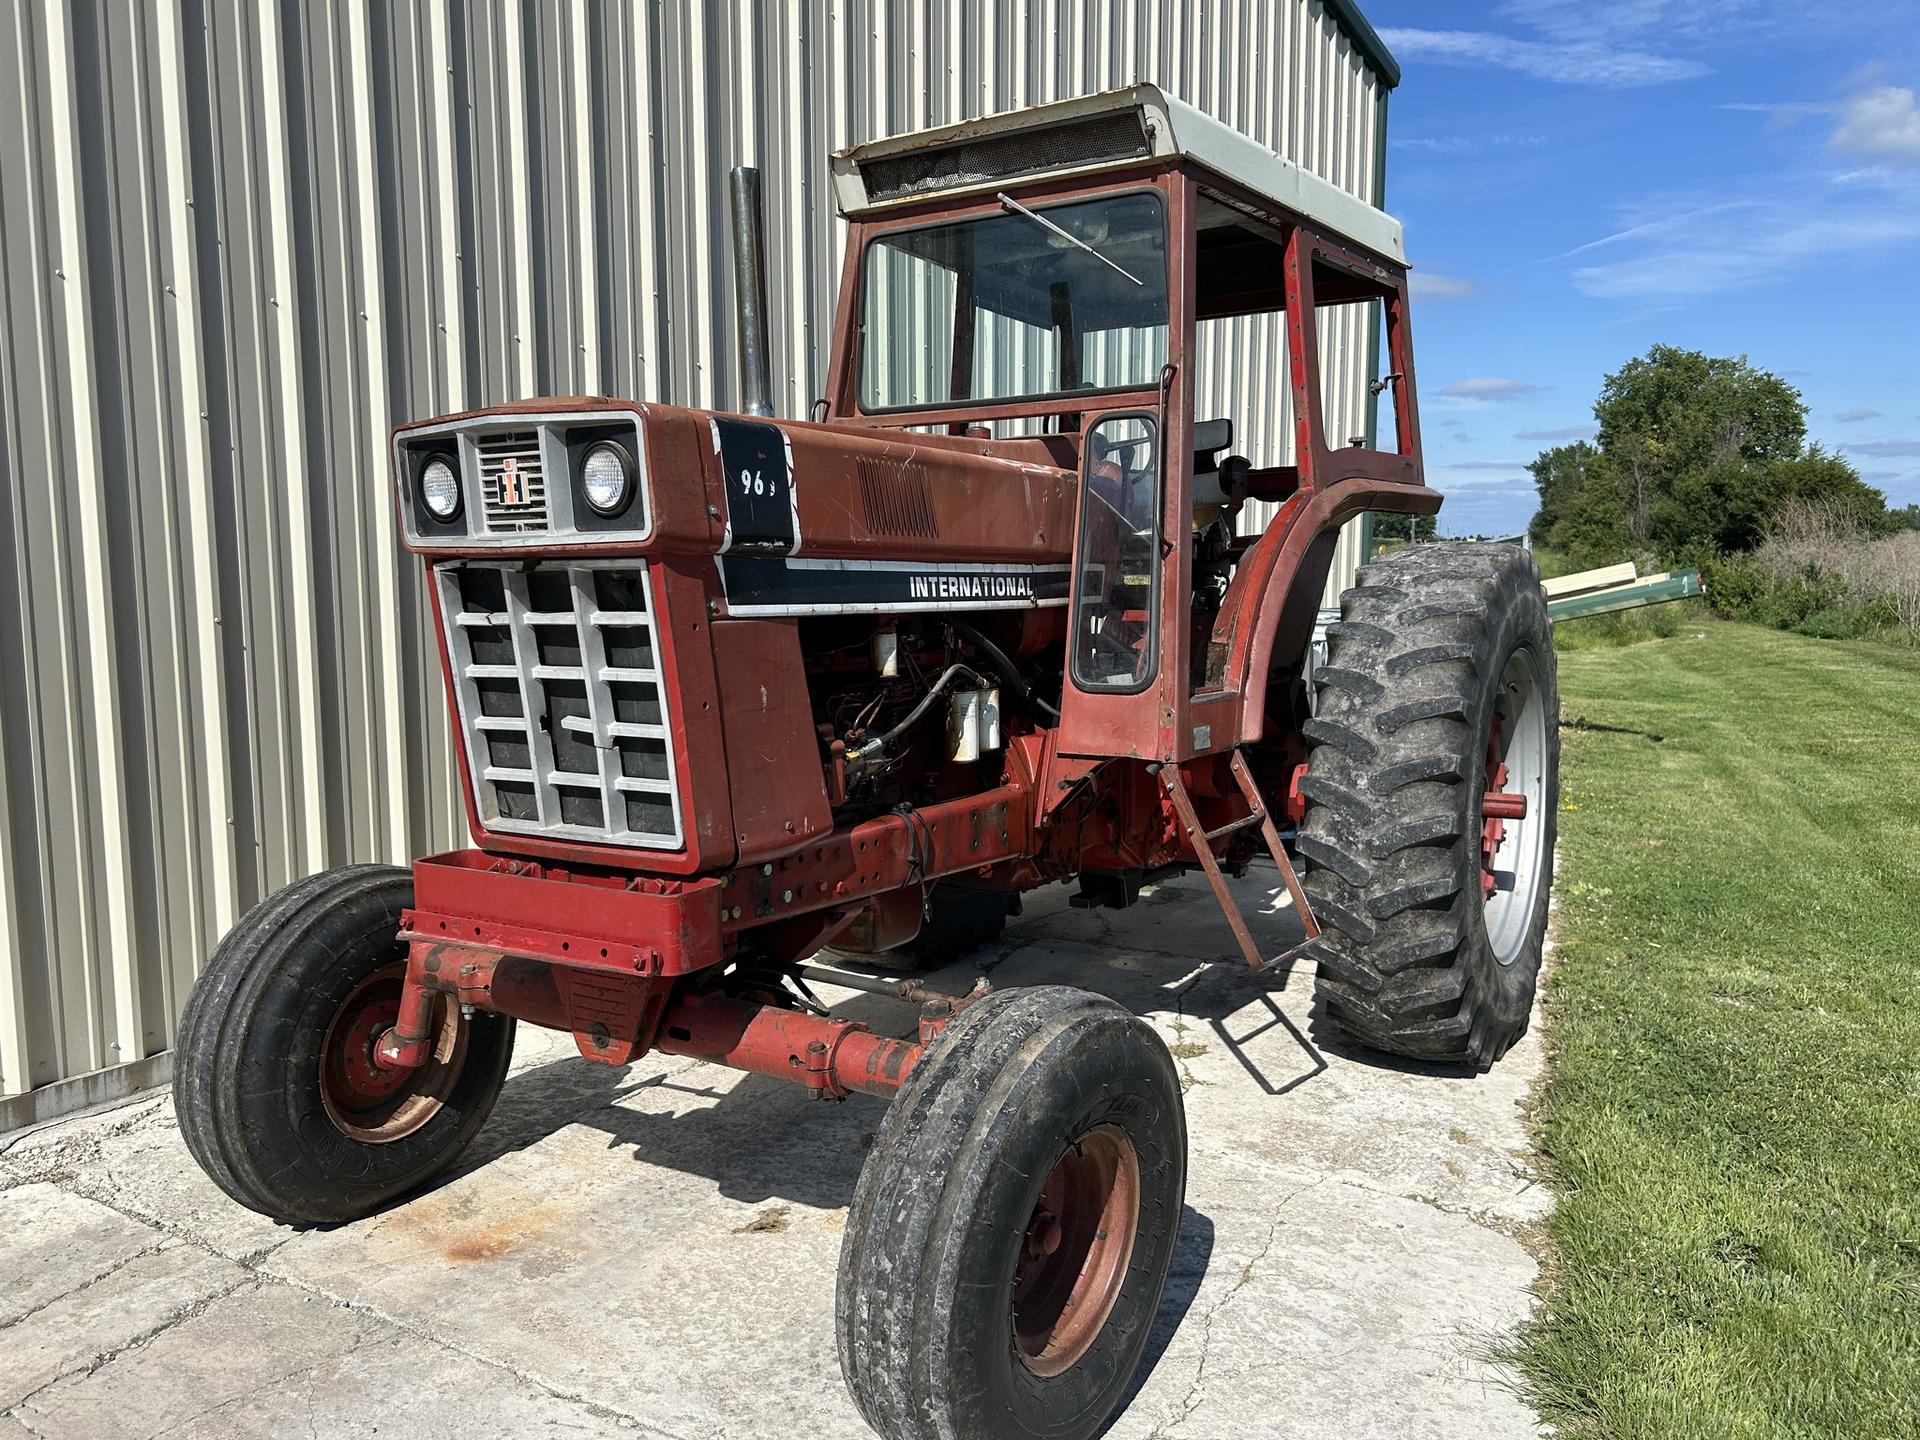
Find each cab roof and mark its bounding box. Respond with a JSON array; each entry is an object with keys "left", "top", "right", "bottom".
[{"left": 831, "top": 83, "right": 1404, "bottom": 267}]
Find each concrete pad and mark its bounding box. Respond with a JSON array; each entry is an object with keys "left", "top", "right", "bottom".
[
  {"left": 0, "top": 1185, "right": 167, "bottom": 1328},
  {"left": 0, "top": 874, "right": 1548, "bottom": 1439},
  {"left": 0, "top": 1240, "right": 248, "bottom": 1410},
  {"left": 1106, "top": 1178, "right": 1538, "bottom": 1439},
  {"left": 0, "top": 1096, "right": 287, "bottom": 1264},
  {"left": 266, "top": 1061, "right": 872, "bottom": 1438},
  {"left": 12, "top": 1282, "right": 375, "bottom": 1439},
  {"left": 10, "top": 1281, "right": 631, "bottom": 1440}
]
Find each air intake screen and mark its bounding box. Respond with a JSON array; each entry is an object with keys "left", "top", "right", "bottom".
[
  {"left": 857, "top": 455, "right": 938, "bottom": 538},
  {"left": 860, "top": 111, "right": 1151, "bottom": 202}
]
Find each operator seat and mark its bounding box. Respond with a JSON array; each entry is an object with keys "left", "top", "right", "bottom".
[
  {"left": 1194, "top": 417, "right": 1234, "bottom": 473},
  {"left": 1192, "top": 417, "right": 1249, "bottom": 530}
]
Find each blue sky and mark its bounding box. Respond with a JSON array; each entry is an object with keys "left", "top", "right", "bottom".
[{"left": 1368, "top": 1, "right": 1920, "bottom": 535}]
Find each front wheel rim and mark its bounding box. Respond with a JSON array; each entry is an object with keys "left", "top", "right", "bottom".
[
  {"left": 1480, "top": 647, "right": 1550, "bottom": 966},
  {"left": 1012, "top": 1123, "right": 1141, "bottom": 1377},
  {"left": 319, "top": 962, "right": 468, "bottom": 1143}
]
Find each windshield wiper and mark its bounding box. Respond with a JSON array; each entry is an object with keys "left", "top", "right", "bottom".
[{"left": 996, "top": 193, "right": 1144, "bottom": 287}]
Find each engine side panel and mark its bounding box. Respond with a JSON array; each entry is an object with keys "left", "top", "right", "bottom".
[{"left": 711, "top": 618, "right": 834, "bottom": 864}]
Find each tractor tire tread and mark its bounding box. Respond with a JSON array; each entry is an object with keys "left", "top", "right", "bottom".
[
  {"left": 174, "top": 865, "right": 515, "bottom": 1225},
  {"left": 1299, "top": 542, "right": 1558, "bottom": 1067},
  {"left": 837, "top": 986, "right": 1185, "bottom": 1440}
]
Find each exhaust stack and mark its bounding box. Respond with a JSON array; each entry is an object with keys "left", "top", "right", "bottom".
[{"left": 728, "top": 166, "right": 775, "bottom": 418}]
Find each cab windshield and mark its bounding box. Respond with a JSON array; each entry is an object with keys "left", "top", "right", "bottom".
[{"left": 858, "top": 191, "right": 1169, "bottom": 413}]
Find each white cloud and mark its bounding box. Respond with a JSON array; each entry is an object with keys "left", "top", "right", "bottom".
[
  {"left": 1495, "top": 0, "right": 1681, "bottom": 43},
  {"left": 1847, "top": 440, "right": 1920, "bottom": 459},
  {"left": 1495, "top": 0, "right": 1870, "bottom": 47},
  {"left": 1564, "top": 173, "right": 1920, "bottom": 298},
  {"left": 1516, "top": 425, "right": 1597, "bottom": 441},
  {"left": 1377, "top": 27, "right": 1705, "bottom": 87},
  {"left": 1719, "top": 100, "right": 1835, "bottom": 122},
  {"left": 1410, "top": 272, "right": 1478, "bottom": 301},
  {"left": 1436, "top": 474, "right": 1535, "bottom": 491},
  {"left": 1392, "top": 133, "right": 1548, "bottom": 154},
  {"left": 1439, "top": 378, "right": 1541, "bottom": 402},
  {"left": 1832, "top": 86, "right": 1920, "bottom": 167},
  {"left": 1541, "top": 199, "right": 1761, "bottom": 263},
  {"left": 1835, "top": 408, "right": 1882, "bottom": 423}
]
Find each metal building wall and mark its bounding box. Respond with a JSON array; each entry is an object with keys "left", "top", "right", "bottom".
[{"left": 0, "top": 0, "right": 1392, "bottom": 1125}]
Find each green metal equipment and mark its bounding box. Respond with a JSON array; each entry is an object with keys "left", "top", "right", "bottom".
[{"left": 1547, "top": 568, "right": 1704, "bottom": 623}]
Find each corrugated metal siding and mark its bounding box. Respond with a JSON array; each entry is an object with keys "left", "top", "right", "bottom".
[{"left": 0, "top": 0, "right": 1388, "bottom": 1119}]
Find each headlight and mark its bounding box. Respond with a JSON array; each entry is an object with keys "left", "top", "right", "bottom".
[
  {"left": 420, "top": 457, "right": 461, "bottom": 520},
  {"left": 581, "top": 442, "right": 634, "bottom": 516}
]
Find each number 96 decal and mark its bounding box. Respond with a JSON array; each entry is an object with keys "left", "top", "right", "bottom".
[{"left": 712, "top": 417, "right": 798, "bottom": 554}]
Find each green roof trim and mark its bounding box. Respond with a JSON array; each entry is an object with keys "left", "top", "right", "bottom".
[{"left": 1326, "top": 0, "right": 1401, "bottom": 89}]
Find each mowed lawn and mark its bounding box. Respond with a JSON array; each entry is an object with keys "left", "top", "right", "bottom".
[{"left": 1516, "top": 619, "right": 1920, "bottom": 1437}]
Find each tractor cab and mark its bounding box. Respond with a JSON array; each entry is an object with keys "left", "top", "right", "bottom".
[{"left": 825, "top": 84, "right": 1436, "bottom": 764}]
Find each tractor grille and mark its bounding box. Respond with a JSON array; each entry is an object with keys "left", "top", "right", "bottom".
[
  {"left": 475, "top": 429, "right": 550, "bottom": 533},
  {"left": 436, "top": 561, "right": 682, "bottom": 849}
]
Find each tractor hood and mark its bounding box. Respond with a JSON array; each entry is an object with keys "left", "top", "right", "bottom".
[{"left": 392, "top": 399, "right": 1083, "bottom": 617}]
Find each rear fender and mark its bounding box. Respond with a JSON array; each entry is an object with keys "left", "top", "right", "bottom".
[{"left": 1215, "top": 477, "right": 1440, "bottom": 745}]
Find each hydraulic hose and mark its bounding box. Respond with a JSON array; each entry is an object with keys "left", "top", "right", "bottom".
[
  {"left": 945, "top": 618, "right": 1061, "bottom": 719},
  {"left": 845, "top": 664, "right": 991, "bottom": 771}
]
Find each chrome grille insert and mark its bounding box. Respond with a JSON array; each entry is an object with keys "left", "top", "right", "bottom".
[
  {"left": 437, "top": 560, "right": 682, "bottom": 849},
  {"left": 476, "top": 430, "right": 550, "bottom": 533}
]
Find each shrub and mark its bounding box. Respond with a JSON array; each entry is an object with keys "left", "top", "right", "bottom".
[{"left": 1707, "top": 499, "right": 1920, "bottom": 642}]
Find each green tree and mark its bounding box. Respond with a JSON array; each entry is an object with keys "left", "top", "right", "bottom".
[
  {"left": 1529, "top": 346, "right": 1885, "bottom": 563},
  {"left": 1371, "top": 512, "right": 1437, "bottom": 545},
  {"left": 1595, "top": 345, "right": 1807, "bottom": 472},
  {"left": 1526, "top": 441, "right": 1607, "bottom": 547}
]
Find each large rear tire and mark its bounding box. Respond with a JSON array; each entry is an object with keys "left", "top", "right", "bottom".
[
  {"left": 174, "top": 864, "right": 515, "bottom": 1224},
  {"left": 836, "top": 986, "right": 1186, "bottom": 1440},
  {"left": 1298, "top": 543, "right": 1558, "bottom": 1067}
]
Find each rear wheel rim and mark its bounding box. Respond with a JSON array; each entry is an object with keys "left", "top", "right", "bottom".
[
  {"left": 1481, "top": 646, "right": 1549, "bottom": 966},
  {"left": 1012, "top": 1123, "right": 1141, "bottom": 1377},
  {"left": 320, "top": 962, "right": 468, "bottom": 1143}
]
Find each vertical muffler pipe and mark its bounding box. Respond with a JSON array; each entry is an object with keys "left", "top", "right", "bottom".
[{"left": 728, "top": 165, "right": 775, "bottom": 417}]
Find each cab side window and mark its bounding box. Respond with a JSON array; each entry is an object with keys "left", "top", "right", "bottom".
[{"left": 1072, "top": 414, "right": 1162, "bottom": 692}]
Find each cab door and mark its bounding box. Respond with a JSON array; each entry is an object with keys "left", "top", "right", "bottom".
[{"left": 1054, "top": 409, "right": 1174, "bottom": 759}]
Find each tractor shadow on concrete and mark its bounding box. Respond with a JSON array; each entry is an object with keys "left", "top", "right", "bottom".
[
  {"left": 444, "top": 874, "right": 1476, "bottom": 1215},
  {"left": 918, "top": 874, "right": 1344, "bottom": 1095},
  {"left": 452, "top": 1049, "right": 873, "bottom": 1211},
  {"left": 436, "top": 994, "right": 1219, "bottom": 1371}
]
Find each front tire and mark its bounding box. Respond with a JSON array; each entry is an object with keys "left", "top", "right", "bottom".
[
  {"left": 836, "top": 987, "right": 1186, "bottom": 1440},
  {"left": 174, "top": 864, "right": 515, "bottom": 1224},
  {"left": 1299, "top": 543, "right": 1558, "bottom": 1067}
]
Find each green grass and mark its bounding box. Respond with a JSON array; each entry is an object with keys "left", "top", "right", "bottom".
[
  {"left": 1552, "top": 598, "right": 1704, "bottom": 652},
  {"left": 1514, "top": 619, "right": 1920, "bottom": 1438}
]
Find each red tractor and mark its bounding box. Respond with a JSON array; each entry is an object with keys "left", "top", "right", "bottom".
[{"left": 176, "top": 86, "right": 1557, "bottom": 1440}]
